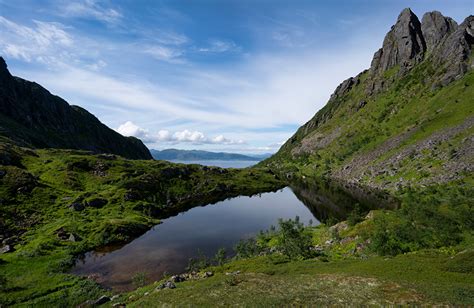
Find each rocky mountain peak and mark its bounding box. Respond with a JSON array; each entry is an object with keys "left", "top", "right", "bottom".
[
  {"left": 0, "top": 57, "right": 12, "bottom": 80},
  {"left": 421, "top": 11, "right": 458, "bottom": 51},
  {"left": 370, "top": 8, "right": 426, "bottom": 75}
]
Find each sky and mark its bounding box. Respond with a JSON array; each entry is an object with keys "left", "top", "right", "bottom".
[{"left": 1, "top": 0, "right": 472, "bottom": 154}]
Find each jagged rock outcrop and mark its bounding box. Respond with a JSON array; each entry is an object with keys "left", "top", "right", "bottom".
[
  {"left": 431, "top": 15, "right": 474, "bottom": 85},
  {"left": 0, "top": 57, "right": 152, "bottom": 159},
  {"left": 370, "top": 8, "right": 426, "bottom": 75},
  {"left": 421, "top": 11, "right": 458, "bottom": 51}
]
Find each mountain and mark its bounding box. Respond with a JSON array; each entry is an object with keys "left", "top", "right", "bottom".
[
  {"left": 266, "top": 9, "right": 473, "bottom": 191},
  {"left": 150, "top": 149, "right": 265, "bottom": 161},
  {"left": 0, "top": 57, "right": 152, "bottom": 160}
]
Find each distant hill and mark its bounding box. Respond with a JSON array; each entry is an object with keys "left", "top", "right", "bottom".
[
  {"left": 150, "top": 149, "right": 269, "bottom": 161},
  {"left": 0, "top": 57, "right": 152, "bottom": 160}
]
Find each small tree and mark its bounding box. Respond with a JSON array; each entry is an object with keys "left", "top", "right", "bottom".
[{"left": 277, "top": 216, "right": 312, "bottom": 259}]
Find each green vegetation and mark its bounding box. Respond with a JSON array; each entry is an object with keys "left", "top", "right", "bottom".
[
  {"left": 122, "top": 200, "right": 474, "bottom": 306},
  {"left": 0, "top": 143, "right": 282, "bottom": 306}
]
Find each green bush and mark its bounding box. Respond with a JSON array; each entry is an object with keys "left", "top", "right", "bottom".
[
  {"left": 234, "top": 238, "right": 264, "bottom": 259},
  {"left": 276, "top": 216, "right": 312, "bottom": 259},
  {"left": 370, "top": 186, "right": 467, "bottom": 256}
]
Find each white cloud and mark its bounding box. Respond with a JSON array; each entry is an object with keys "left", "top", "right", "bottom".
[
  {"left": 144, "top": 45, "right": 184, "bottom": 63},
  {"left": 56, "top": 0, "right": 122, "bottom": 25},
  {"left": 198, "top": 39, "right": 240, "bottom": 53},
  {"left": 0, "top": 17, "right": 73, "bottom": 63},
  {"left": 116, "top": 121, "right": 245, "bottom": 145}
]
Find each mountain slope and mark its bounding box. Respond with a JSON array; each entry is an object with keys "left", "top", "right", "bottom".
[
  {"left": 0, "top": 58, "right": 152, "bottom": 160},
  {"left": 150, "top": 149, "right": 262, "bottom": 161},
  {"left": 266, "top": 9, "right": 473, "bottom": 191}
]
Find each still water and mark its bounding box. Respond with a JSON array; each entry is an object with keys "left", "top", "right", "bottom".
[{"left": 73, "top": 187, "right": 317, "bottom": 291}]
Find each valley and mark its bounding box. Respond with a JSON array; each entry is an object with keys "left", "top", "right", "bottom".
[{"left": 0, "top": 6, "right": 473, "bottom": 307}]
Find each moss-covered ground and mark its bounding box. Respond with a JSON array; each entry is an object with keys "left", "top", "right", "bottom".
[{"left": 0, "top": 145, "right": 282, "bottom": 306}]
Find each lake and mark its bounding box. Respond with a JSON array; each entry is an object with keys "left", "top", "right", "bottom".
[{"left": 72, "top": 187, "right": 318, "bottom": 291}]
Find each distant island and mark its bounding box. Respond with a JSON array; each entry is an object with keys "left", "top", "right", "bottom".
[{"left": 150, "top": 149, "right": 271, "bottom": 161}]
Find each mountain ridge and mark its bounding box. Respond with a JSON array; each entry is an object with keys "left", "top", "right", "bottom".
[
  {"left": 266, "top": 9, "right": 473, "bottom": 191},
  {"left": 150, "top": 149, "right": 269, "bottom": 161},
  {"left": 0, "top": 58, "right": 152, "bottom": 160}
]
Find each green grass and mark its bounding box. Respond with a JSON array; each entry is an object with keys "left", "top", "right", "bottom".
[
  {"left": 0, "top": 144, "right": 283, "bottom": 306},
  {"left": 123, "top": 249, "right": 474, "bottom": 306}
]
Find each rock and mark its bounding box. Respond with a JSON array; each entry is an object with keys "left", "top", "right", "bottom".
[
  {"left": 69, "top": 202, "right": 85, "bottom": 211},
  {"left": 355, "top": 100, "right": 367, "bottom": 111},
  {"left": 310, "top": 245, "right": 324, "bottom": 254},
  {"left": 110, "top": 295, "right": 120, "bottom": 301},
  {"left": 94, "top": 295, "right": 111, "bottom": 305},
  {"left": 86, "top": 198, "right": 108, "bottom": 208},
  {"left": 144, "top": 292, "right": 149, "bottom": 296},
  {"left": 56, "top": 227, "right": 69, "bottom": 240},
  {"left": 0, "top": 245, "right": 13, "bottom": 254},
  {"left": 225, "top": 270, "right": 241, "bottom": 276},
  {"left": 370, "top": 8, "right": 426, "bottom": 76},
  {"left": 170, "top": 275, "right": 185, "bottom": 283},
  {"left": 365, "top": 211, "right": 376, "bottom": 220},
  {"left": 431, "top": 15, "right": 474, "bottom": 85},
  {"left": 329, "top": 221, "right": 348, "bottom": 234},
  {"left": 203, "top": 271, "right": 214, "bottom": 278},
  {"left": 156, "top": 281, "right": 176, "bottom": 290},
  {"left": 421, "top": 11, "right": 458, "bottom": 51},
  {"left": 112, "top": 303, "right": 126, "bottom": 308}
]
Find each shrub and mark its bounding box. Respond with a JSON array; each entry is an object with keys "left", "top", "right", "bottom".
[
  {"left": 234, "top": 238, "right": 263, "bottom": 259},
  {"left": 347, "top": 204, "right": 364, "bottom": 226},
  {"left": 276, "top": 216, "right": 312, "bottom": 259},
  {"left": 132, "top": 272, "right": 147, "bottom": 288}
]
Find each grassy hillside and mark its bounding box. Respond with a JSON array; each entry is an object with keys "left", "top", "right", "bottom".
[{"left": 265, "top": 60, "right": 473, "bottom": 191}]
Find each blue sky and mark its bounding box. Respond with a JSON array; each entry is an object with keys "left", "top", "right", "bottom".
[{"left": 1, "top": 0, "right": 472, "bottom": 153}]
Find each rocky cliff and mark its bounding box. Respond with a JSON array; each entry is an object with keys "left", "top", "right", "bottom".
[
  {"left": 267, "top": 9, "right": 473, "bottom": 191},
  {"left": 0, "top": 57, "right": 152, "bottom": 159}
]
